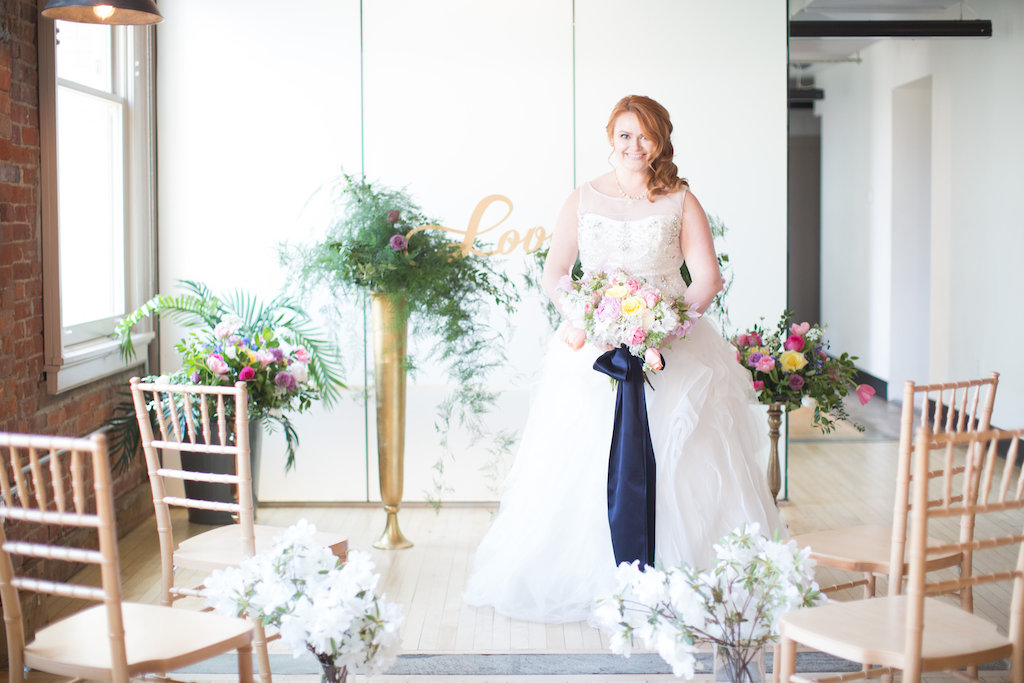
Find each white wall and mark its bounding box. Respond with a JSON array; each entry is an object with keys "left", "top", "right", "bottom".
[
  {"left": 817, "top": 0, "right": 1024, "bottom": 426},
  {"left": 157, "top": 0, "right": 789, "bottom": 502}
]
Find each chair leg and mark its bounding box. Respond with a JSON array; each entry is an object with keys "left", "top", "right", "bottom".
[
  {"left": 771, "top": 642, "right": 781, "bottom": 683},
  {"left": 238, "top": 641, "right": 255, "bottom": 683},
  {"left": 253, "top": 620, "right": 272, "bottom": 683},
  {"left": 779, "top": 635, "right": 797, "bottom": 683}
]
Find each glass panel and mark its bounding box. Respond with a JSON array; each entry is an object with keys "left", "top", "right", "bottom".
[
  {"left": 57, "top": 85, "right": 125, "bottom": 330},
  {"left": 55, "top": 20, "right": 112, "bottom": 93}
]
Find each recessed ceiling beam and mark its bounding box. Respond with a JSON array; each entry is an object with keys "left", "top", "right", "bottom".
[{"left": 790, "top": 20, "right": 992, "bottom": 39}]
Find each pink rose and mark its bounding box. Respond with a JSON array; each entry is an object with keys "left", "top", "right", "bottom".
[
  {"left": 643, "top": 348, "right": 663, "bottom": 371},
  {"left": 735, "top": 333, "right": 750, "bottom": 347},
  {"left": 626, "top": 279, "right": 640, "bottom": 294},
  {"left": 856, "top": 384, "right": 876, "bottom": 405},
  {"left": 256, "top": 349, "right": 276, "bottom": 366},
  {"left": 735, "top": 350, "right": 741, "bottom": 363},
  {"left": 784, "top": 334, "right": 805, "bottom": 351},
  {"left": 749, "top": 332, "right": 763, "bottom": 346},
  {"left": 641, "top": 289, "right": 660, "bottom": 308},
  {"left": 238, "top": 366, "right": 256, "bottom": 382},
  {"left": 560, "top": 325, "right": 586, "bottom": 351},
  {"left": 755, "top": 355, "right": 776, "bottom": 372},
  {"left": 206, "top": 353, "right": 229, "bottom": 375},
  {"left": 752, "top": 380, "right": 764, "bottom": 391},
  {"left": 387, "top": 210, "right": 400, "bottom": 223},
  {"left": 293, "top": 346, "right": 311, "bottom": 364},
  {"left": 630, "top": 327, "right": 646, "bottom": 346},
  {"left": 790, "top": 322, "right": 811, "bottom": 336}
]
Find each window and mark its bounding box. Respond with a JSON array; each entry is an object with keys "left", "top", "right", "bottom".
[{"left": 39, "top": 18, "right": 156, "bottom": 393}]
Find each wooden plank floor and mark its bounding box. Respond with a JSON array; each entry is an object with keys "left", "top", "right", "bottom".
[{"left": 4, "top": 407, "right": 1019, "bottom": 682}]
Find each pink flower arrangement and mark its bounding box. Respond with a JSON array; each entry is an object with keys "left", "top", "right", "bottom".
[
  {"left": 732, "top": 312, "right": 873, "bottom": 434},
  {"left": 558, "top": 268, "right": 693, "bottom": 376}
]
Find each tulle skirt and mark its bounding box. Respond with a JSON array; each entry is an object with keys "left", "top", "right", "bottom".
[{"left": 463, "top": 318, "right": 786, "bottom": 623}]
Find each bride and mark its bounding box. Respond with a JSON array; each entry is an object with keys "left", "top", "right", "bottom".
[{"left": 463, "top": 95, "right": 785, "bottom": 623}]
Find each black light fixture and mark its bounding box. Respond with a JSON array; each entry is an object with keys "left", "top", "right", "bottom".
[{"left": 41, "top": 0, "right": 163, "bottom": 25}]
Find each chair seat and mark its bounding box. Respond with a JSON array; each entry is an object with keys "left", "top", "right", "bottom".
[
  {"left": 175, "top": 523, "right": 348, "bottom": 571},
  {"left": 781, "top": 595, "right": 1010, "bottom": 670},
  {"left": 794, "top": 524, "right": 962, "bottom": 574},
  {"left": 24, "top": 602, "right": 252, "bottom": 679}
]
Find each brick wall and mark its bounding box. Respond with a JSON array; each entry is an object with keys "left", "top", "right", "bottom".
[{"left": 0, "top": 0, "right": 152, "bottom": 662}]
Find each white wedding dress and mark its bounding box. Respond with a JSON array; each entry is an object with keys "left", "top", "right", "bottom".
[{"left": 463, "top": 182, "right": 785, "bottom": 623}]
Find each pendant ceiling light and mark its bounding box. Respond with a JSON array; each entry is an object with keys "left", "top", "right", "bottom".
[{"left": 41, "top": 0, "right": 163, "bottom": 25}]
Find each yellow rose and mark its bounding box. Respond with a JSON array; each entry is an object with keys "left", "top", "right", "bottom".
[
  {"left": 605, "top": 285, "right": 630, "bottom": 298},
  {"left": 779, "top": 350, "right": 808, "bottom": 373},
  {"left": 620, "top": 296, "right": 646, "bottom": 314}
]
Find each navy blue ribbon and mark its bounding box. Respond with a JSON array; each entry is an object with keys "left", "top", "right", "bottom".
[{"left": 593, "top": 346, "right": 658, "bottom": 568}]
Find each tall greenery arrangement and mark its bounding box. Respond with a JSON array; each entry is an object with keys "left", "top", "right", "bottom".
[
  {"left": 113, "top": 280, "right": 346, "bottom": 471},
  {"left": 280, "top": 173, "right": 520, "bottom": 502}
]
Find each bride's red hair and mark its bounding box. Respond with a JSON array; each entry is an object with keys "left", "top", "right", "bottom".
[{"left": 605, "top": 95, "right": 688, "bottom": 199}]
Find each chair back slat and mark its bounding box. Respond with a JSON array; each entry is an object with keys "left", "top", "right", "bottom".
[
  {"left": 183, "top": 392, "right": 198, "bottom": 444},
  {"left": 908, "top": 427, "right": 1024, "bottom": 662},
  {"left": 0, "top": 432, "right": 128, "bottom": 678},
  {"left": 888, "top": 373, "right": 999, "bottom": 599}
]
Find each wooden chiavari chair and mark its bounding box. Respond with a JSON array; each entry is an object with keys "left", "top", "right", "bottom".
[
  {"left": 0, "top": 431, "right": 254, "bottom": 683},
  {"left": 779, "top": 426, "right": 1024, "bottom": 682},
  {"left": 130, "top": 377, "right": 347, "bottom": 683}
]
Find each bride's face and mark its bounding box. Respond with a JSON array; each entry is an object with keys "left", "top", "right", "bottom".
[{"left": 611, "top": 111, "right": 654, "bottom": 174}]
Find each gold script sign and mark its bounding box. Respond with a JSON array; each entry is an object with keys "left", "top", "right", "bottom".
[{"left": 405, "top": 194, "right": 551, "bottom": 257}]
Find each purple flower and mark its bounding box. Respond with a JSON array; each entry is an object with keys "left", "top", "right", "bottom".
[
  {"left": 271, "top": 348, "right": 286, "bottom": 363},
  {"left": 275, "top": 371, "right": 297, "bottom": 391},
  {"left": 747, "top": 352, "right": 763, "bottom": 368},
  {"left": 191, "top": 370, "right": 201, "bottom": 383},
  {"left": 389, "top": 234, "right": 408, "bottom": 250},
  {"left": 789, "top": 374, "right": 805, "bottom": 391},
  {"left": 387, "top": 210, "right": 400, "bottom": 223}
]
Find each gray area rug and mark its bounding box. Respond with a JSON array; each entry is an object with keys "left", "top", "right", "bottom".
[{"left": 176, "top": 651, "right": 1009, "bottom": 675}]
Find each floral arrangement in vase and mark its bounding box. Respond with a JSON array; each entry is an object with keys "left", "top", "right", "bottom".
[
  {"left": 557, "top": 269, "right": 697, "bottom": 374},
  {"left": 114, "top": 280, "right": 346, "bottom": 470},
  {"left": 281, "top": 172, "right": 520, "bottom": 502},
  {"left": 593, "top": 524, "right": 822, "bottom": 682},
  {"left": 203, "top": 520, "right": 403, "bottom": 683},
  {"left": 732, "top": 312, "right": 875, "bottom": 433}
]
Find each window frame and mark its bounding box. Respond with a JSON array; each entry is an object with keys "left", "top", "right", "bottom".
[{"left": 38, "top": 14, "right": 157, "bottom": 394}]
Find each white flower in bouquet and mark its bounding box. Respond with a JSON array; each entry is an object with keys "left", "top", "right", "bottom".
[
  {"left": 203, "top": 519, "right": 403, "bottom": 678},
  {"left": 592, "top": 524, "right": 821, "bottom": 679}
]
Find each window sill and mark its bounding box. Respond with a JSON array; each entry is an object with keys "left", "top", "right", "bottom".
[{"left": 45, "top": 331, "right": 155, "bottom": 394}]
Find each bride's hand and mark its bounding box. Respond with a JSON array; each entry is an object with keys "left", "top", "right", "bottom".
[{"left": 558, "top": 323, "right": 587, "bottom": 351}]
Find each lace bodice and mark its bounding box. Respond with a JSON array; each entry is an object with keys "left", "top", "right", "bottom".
[{"left": 577, "top": 182, "right": 688, "bottom": 298}]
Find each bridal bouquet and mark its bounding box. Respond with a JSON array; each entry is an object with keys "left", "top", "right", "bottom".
[
  {"left": 557, "top": 269, "right": 695, "bottom": 374},
  {"left": 593, "top": 524, "right": 822, "bottom": 681},
  {"left": 203, "top": 520, "right": 403, "bottom": 683}
]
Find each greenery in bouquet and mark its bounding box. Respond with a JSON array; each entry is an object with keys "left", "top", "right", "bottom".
[
  {"left": 593, "top": 524, "right": 822, "bottom": 680},
  {"left": 204, "top": 520, "right": 402, "bottom": 682},
  {"left": 113, "top": 280, "right": 346, "bottom": 471},
  {"left": 731, "top": 311, "right": 875, "bottom": 433},
  {"left": 280, "top": 172, "right": 520, "bottom": 502}
]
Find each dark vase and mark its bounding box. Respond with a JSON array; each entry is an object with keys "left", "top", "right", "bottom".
[{"left": 180, "top": 419, "right": 262, "bottom": 525}]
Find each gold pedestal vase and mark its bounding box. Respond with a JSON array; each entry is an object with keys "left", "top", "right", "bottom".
[
  {"left": 371, "top": 292, "right": 413, "bottom": 550},
  {"left": 766, "top": 403, "right": 783, "bottom": 503}
]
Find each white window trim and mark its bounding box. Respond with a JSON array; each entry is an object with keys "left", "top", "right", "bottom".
[{"left": 38, "top": 13, "right": 157, "bottom": 394}]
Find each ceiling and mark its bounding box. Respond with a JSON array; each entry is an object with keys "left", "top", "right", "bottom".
[{"left": 789, "top": 0, "right": 969, "bottom": 71}]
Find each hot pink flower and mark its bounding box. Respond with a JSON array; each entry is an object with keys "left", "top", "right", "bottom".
[
  {"left": 790, "top": 322, "right": 811, "bottom": 336},
  {"left": 238, "top": 366, "right": 256, "bottom": 382},
  {"left": 206, "top": 353, "right": 229, "bottom": 375},
  {"left": 755, "top": 355, "right": 776, "bottom": 373},
  {"left": 630, "top": 327, "right": 646, "bottom": 346},
  {"left": 784, "top": 334, "right": 805, "bottom": 351},
  {"left": 856, "top": 384, "right": 876, "bottom": 405},
  {"left": 752, "top": 380, "right": 764, "bottom": 391},
  {"left": 644, "top": 347, "right": 663, "bottom": 371}
]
